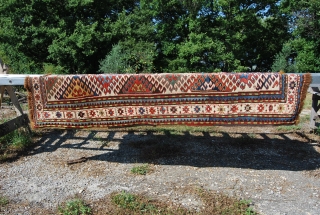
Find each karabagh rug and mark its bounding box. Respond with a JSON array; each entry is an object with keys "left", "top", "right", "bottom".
[{"left": 25, "top": 73, "right": 311, "bottom": 129}]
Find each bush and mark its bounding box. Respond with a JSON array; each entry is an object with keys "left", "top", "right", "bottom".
[
  {"left": 43, "top": 63, "right": 65, "bottom": 74},
  {"left": 99, "top": 44, "right": 127, "bottom": 74},
  {"left": 99, "top": 41, "right": 157, "bottom": 74}
]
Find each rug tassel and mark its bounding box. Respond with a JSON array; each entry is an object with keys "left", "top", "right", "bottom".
[
  {"left": 294, "top": 73, "right": 312, "bottom": 125},
  {"left": 24, "top": 76, "right": 36, "bottom": 130}
]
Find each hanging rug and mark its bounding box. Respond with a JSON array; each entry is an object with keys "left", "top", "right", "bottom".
[{"left": 25, "top": 73, "right": 311, "bottom": 129}]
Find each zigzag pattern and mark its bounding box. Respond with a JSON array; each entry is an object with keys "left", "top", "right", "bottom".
[
  {"left": 45, "top": 73, "right": 281, "bottom": 101},
  {"left": 25, "top": 73, "right": 309, "bottom": 129}
]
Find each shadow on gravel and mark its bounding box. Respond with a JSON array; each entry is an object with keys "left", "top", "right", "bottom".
[{"left": 29, "top": 129, "right": 320, "bottom": 171}]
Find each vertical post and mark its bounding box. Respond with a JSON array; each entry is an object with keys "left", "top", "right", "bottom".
[
  {"left": 0, "top": 85, "right": 4, "bottom": 108},
  {"left": 310, "top": 93, "right": 320, "bottom": 129},
  {"left": 6, "top": 85, "right": 24, "bottom": 116},
  {"left": 0, "top": 62, "right": 6, "bottom": 107}
]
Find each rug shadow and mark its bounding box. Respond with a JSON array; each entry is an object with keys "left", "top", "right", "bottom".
[{"left": 29, "top": 129, "right": 320, "bottom": 171}]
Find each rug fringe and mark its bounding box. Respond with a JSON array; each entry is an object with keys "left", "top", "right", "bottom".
[
  {"left": 294, "top": 73, "right": 312, "bottom": 125},
  {"left": 24, "top": 76, "right": 36, "bottom": 130}
]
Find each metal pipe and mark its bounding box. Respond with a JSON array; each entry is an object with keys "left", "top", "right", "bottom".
[{"left": 1, "top": 73, "right": 320, "bottom": 86}]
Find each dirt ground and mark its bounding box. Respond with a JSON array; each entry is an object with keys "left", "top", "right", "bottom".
[{"left": 0, "top": 101, "right": 320, "bottom": 214}]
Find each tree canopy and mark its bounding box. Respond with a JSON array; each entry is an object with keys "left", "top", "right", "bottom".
[{"left": 0, "top": 0, "right": 319, "bottom": 74}]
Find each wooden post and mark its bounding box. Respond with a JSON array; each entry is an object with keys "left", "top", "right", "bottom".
[
  {"left": 6, "top": 85, "right": 24, "bottom": 116},
  {"left": 0, "top": 62, "right": 7, "bottom": 107},
  {"left": 0, "top": 114, "right": 30, "bottom": 137},
  {"left": 309, "top": 87, "right": 320, "bottom": 129},
  {"left": 0, "top": 85, "right": 4, "bottom": 108},
  {"left": 310, "top": 94, "right": 319, "bottom": 129}
]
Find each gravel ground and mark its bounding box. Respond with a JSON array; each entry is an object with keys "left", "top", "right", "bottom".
[{"left": 1, "top": 109, "right": 320, "bottom": 214}]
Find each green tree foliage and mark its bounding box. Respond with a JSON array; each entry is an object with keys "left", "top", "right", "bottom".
[
  {"left": 0, "top": 0, "right": 136, "bottom": 74},
  {"left": 121, "top": 40, "right": 157, "bottom": 73},
  {"left": 1, "top": 0, "right": 318, "bottom": 74},
  {"left": 99, "top": 44, "right": 127, "bottom": 74},
  {"left": 109, "top": 8, "right": 157, "bottom": 73},
  {"left": 273, "top": 0, "right": 320, "bottom": 72},
  {"left": 140, "top": 0, "right": 289, "bottom": 72},
  {"left": 272, "top": 42, "right": 297, "bottom": 73}
]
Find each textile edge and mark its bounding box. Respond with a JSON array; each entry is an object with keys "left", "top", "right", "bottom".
[
  {"left": 295, "top": 73, "right": 312, "bottom": 125},
  {"left": 24, "top": 76, "right": 36, "bottom": 130}
]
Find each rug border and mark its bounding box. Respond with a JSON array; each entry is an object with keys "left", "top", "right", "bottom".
[
  {"left": 24, "top": 72, "right": 312, "bottom": 130},
  {"left": 294, "top": 73, "right": 311, "bottom": 124}
]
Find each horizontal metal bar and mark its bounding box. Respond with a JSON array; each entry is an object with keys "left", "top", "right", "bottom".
[
  {"left": 308, "top": 73, "right": 320, "bottom": 87},
  {"left": 0, "top": 74, "right": 42, "bottom": 85},
  {"left": 1, "top": 73, "right": 320, "bottom": 86}
]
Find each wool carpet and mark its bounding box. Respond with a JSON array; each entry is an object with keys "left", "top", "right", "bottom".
[{"left": 25, "top": 73, "right": 311, "bottom": 129}]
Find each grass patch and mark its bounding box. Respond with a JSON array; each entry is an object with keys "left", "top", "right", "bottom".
[
  {"left": 303, "top": 93, "right": 312, "bottom": 109},
  {"left": 197, "top": 188, "right": 257, "bottom": 215},
  {"left": 276, "top": 125, "right": 302, "bottom": 132},
  {"left": 299, "top": 114, "right": 310, "bottom": 123},
  {"left": 21, "top": 103, "right": 29, "bottom": 111},
  {"left": 112, "top": 191, "right": 148, "bottom": 211},
  {"left": 131, "top": 164, "right": 152, "bottom": 175},
  {"left": 0, "top": 128, "right": 33, "bottom": 162},
  {"left": 0, "top": 129, "right": 32, "bottom": 149},
  {"left": 58, "top": 199, "right": 92, "bottom": 215},
  {"left": 109, "top": 189, "right": 257, "bottom": 215},
  {"left": 0, "top": 196, "right": 9, "bottom": 207},
  {"left": 276, "top": 113, "right": 309, "bottom": 132},
  {"left": 0, "top": 195, "right": 9, "bottom": 213},
  {"left": 0, "top": 97, "right": 11, "bottom": 105},
  {"left": 126, "top": 125, "right": 216, "bottom": 134},
  {"left": 93, "top": 135, "right": 110, "bottom": 148},
  {"left": 111, "top": 191, "right": 188, "bottom": 214},
  {"left": 154, "top": 125, "right": 216, "bottom": 134}
]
